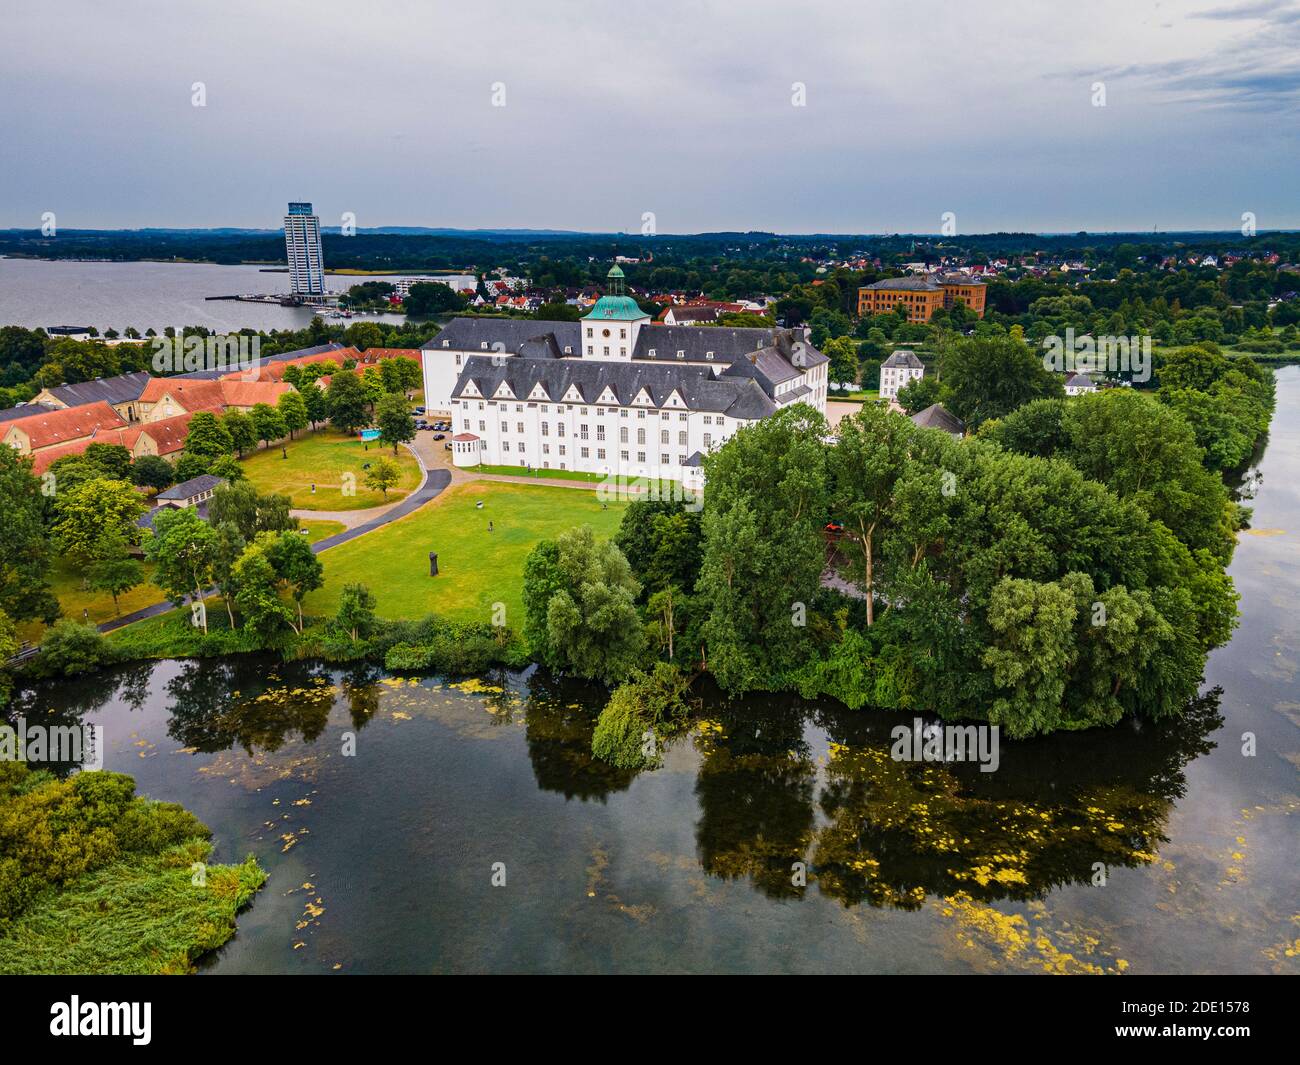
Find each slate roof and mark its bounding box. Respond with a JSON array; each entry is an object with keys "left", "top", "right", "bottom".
[
  {"left": 157, "top": 474, "right": 226, "bottom": 501},
  {"left": 1065, "top": 373, "right": 1096, "bottom": 388},
  {"left": 175, "top": 341, "right": 347, "bottom": 380},
  {"left": 452, "top": 355, "right": 778, "bottom": 421},
  {"left": 0, "top": 402, "right": 56, "bottom": 423},
  {"left": 882, "top": 350, "right": 924, "bottom": 370},
  {"left": 423, "top": 317, "right": 828, "bottom": 370},
  {"left": 865, "top": 277, "right": 941, "bottom": 291},
  {"left": 39, "top": 371, "right": 152, "bottom": 409},
  {"left": 429, "top": 319, "right": 824, "bottom": 417},
  {"left": 909, "top": 403, "right": 965, "bottom": 435}
]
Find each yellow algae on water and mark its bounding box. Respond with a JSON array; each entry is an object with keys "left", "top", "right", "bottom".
[{"left": 448, "top": 678, "right": 505, "bottom": 695}]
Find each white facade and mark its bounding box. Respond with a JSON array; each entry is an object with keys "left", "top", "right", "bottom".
[
  {"left": 422, "top": 290, "right": 828, "bottom": 483},
  {"left": 879, "top": 351, "right": 925, "bottom": 400}
]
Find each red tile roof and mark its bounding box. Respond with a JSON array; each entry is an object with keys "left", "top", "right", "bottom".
[{"left": 2, "top": 401, "right": 127, "bottom": 450}]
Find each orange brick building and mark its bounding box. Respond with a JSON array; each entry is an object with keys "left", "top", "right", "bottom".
[{"left": 858, "top": 276, "right": 986, "bottom": 322}]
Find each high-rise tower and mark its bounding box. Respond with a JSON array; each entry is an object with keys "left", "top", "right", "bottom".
[{"left": 284, "top": 202, "right": 325, "bottom": 295}]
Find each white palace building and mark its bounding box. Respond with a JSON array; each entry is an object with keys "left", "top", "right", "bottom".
[{"left": 420, "top": 267, "right": 828, "bottom": 488}]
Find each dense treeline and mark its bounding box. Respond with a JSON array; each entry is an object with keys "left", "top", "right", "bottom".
[{"left": 522, "top": 340, "right": 1273, "bottom": 749}]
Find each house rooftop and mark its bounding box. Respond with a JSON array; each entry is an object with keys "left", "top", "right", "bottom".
[
  {"left": 909, "top": 403, "right": 965, "bottom": 435},
  {"left": 39, "top": 371, "right": 152, "bottom": 409},
  {"left": 156, "top": 474, "right": 227, "bottom": 501},
  {"left": 882, "top": 350, "right": 924, "bottom": 369}
]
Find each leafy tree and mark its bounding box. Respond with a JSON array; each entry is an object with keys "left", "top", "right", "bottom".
[
  {"left": 266, "top": 530, "right": 323, "bottom": 633},
  {"left": 0, "top": 448, "right": 58, "bottom": 622},
  {"left": 696, "top": 405, "right": 829, "bottom": 692},
  {"left": 277, "top": 389, "right": 309, "bottom": 440},
  {"left": 374, "top": 393, "right": 415, "bottom": 455},
  {"left": 522, "top": 526, "right": 645, "bottom": 684},
  {"left": 821, "top": 336, "right": 859, "bottom": 386},
  {"left": 208, "top": 480, "right": 298, "bottom": 542},
  {"left": 614, "top": 498, "right": 703, "bottom": 598},
  {"left": 250, "top": 403, "right": 287, "bottom": 449},
  {"left": 131, "top": 454, "right": 175, "bottom": 492},
  {"left": 940, "top": 335, "right": 1065, "bottom": 428},
  {"left": 172, "top": 453, "right": 210, "bottom": 482},
  {"left": 828, "top": 404, "right": 914, "bottom": 625},
  {"left": 81, "top": 443, "right": 133, "bottom": 480},
  {"left": 896, "top": 374, "right": 942, "bottom": 414},
  {"left": 34, "top": 620, "right": 115, "bottom": 678},
  {"left": 333, "top": 582, "right": 377, "bottom": 641},
  {"left": 404, "top": 281, "right": 466, "bottom": 316},
  {"left": 51, "top": 478, "right": 144, "bottom": 566},
  {"left": 301, "top": 382, "right": 329, "bottom": 429},
  {"left": 144, "top": 507, "right": 218, "bottom": 633},
  {"left": 183, "top": 411, "right": 233, "bottom": 460},
  {"left": 87, "top": 543, "right": 144, "bottom": 615},
  {"left": 232, "top": 540, "right": 293, "bottom": 639},
  {"left": 221, "top": 409, "right": 258, "bottom": 457},
  {"left": 207, "top": 454, "right": 245, "bottom": 482},
  {"left": 327, "top": 371, "right": 369, "bottom": 433},
  {"left": 363, "top": 455, "right": 402, "bottom": 499}
]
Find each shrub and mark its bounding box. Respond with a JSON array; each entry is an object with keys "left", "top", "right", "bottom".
[{"left": 29, "top": 620, "right": 116, "bottom": 679}]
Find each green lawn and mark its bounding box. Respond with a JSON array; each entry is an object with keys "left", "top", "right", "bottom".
[
  {"left": 240, "top": 428, "right": 422, "bottom": 511},
  {"left": 302, "top": 480, "right": 628, "bottom": 629},
  {"left": 473, "top": 463, "right": 682, "bottom": 490},
  {"left": 300, "top": 518, "right": 347, "bottom": 543},
  {"left": 830, "top": 389, "right": 880, "bottom": 402},
  {"left": 18, "top": 557, "right": 166, "bottom": 643}
]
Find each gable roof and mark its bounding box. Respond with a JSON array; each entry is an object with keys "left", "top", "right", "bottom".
[
  {"left": 882, "top": 350, "right": 924, "bottom": 369},
  {"left": 865, "top": 277, "right": 941, "bottom": 292},
  {"left": 909, "top": 403, "right": 965, "bottom": 435},
  {"left": 157, "top": 474, "right": 226, "bottom": 501},
  {"left": 38, "top": 371, "right": 152, "bottom": 409},
  {"left": 173, "top": 341, "right": 348, "bottom": 381},
  {"left": 451, "top": 354, "right": 778, "bottom": 421},
  {"left": 0, "top": 402, "right": 56, "bottom": 424},
  {"left": 3, "top": 401, "right": 128, "bottom": 449}
]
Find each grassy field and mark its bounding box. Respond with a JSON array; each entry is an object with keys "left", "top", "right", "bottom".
[
  {"left": 473, "top": 463, "right": 683, "bottom": 490},
  {"left": 240, "top": 428, "right": 422, "bottom": 511},
  {"left": 302, "top": 480, "right": 628, "bottom": 629},
  {"left": 17, "top": 518, "right": 345, "bottom": 644}
]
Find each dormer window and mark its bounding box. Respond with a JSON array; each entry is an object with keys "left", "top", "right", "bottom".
[
  {"left": 563, "top": 346, "right": 572, "bottom": 354},
  {"left": 648, "top": 348, "right": 656, "bottom": 356},
  {"left": 676, "top": 350, "right": 684, "bottom": 359},
  {"left": 480, "top": 341, "right": 489, "bottom": 350},
  {"left": 706, "top": 351, "right": 714, "bottom": 359},
  {"left": 442, "top": 340, "right": 450, "bottom": 348}
]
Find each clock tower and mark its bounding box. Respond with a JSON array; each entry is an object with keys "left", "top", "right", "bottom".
[{"left": 580, "top": 265, "right": 650, "bottom": 361}]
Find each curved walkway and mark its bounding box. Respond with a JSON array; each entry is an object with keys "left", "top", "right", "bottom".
[{"left": 98, "top": 443, "right": 450, "bottom": 633}]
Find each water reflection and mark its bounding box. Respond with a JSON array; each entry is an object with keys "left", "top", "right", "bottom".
[{"left": 11, "top": 655, "right": 1227, "bottom": 911}]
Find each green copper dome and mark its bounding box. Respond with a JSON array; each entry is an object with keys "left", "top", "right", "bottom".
[
  {"left": 583, "top": 294, "right": 647, "bottom": 321},
  {"left": 607, "top": 264, "right": 625, "bottom": 278}
]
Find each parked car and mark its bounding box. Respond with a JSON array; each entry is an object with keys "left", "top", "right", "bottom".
[
  {"left": 413, "top": 406, "right": 426, "bottom": 414},
  {"left": 443, "top": 442, "right": 452, "bottom": 450},
  {"left": 433, "top": 433, "right": 445, "bottom": 440}
]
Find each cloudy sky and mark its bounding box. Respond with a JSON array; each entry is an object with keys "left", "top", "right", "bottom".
[{"left": 2, "top": 0, "right": 1297, "bottom": 233}]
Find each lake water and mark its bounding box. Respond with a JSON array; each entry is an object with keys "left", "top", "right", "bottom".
[
  {"left": 0, "top": 258, "right": 414, "bottom": 333},
  {"left": 9, "top": 368, "right": 1299, "bottom": 974}
]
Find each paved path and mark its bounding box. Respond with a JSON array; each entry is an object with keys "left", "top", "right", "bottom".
[{"left": 98, "top": 442, "right": 451, "bottom": 633}]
